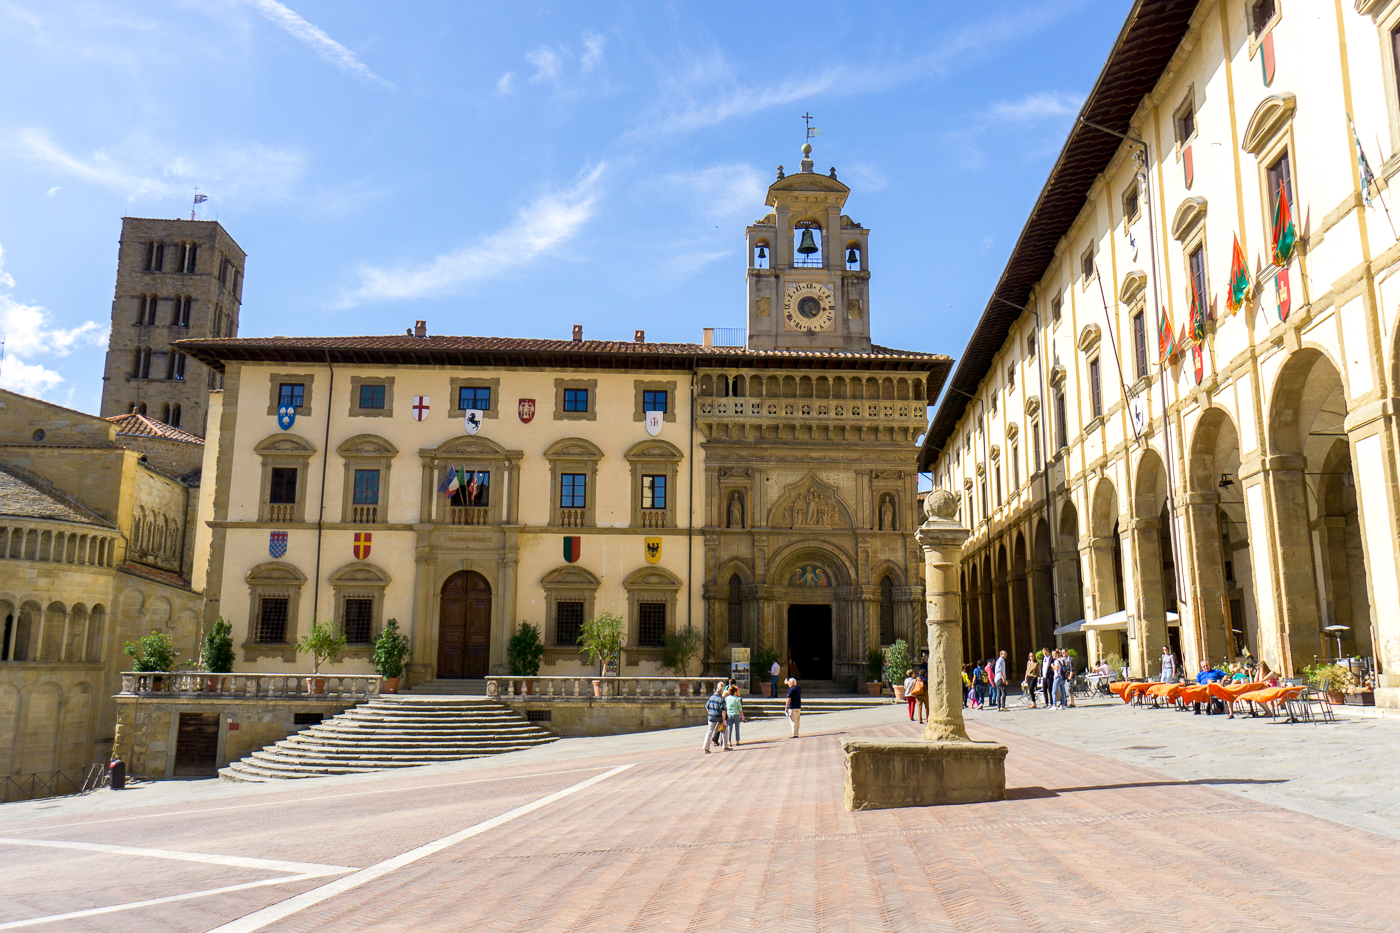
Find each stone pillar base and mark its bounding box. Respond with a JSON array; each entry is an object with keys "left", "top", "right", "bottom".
[
  {"left": 842, "top": 738, "right": 1007, "bottom": 810},
  {"left": 1374, "top": 686, "right": 1400, "bottom": 711}
]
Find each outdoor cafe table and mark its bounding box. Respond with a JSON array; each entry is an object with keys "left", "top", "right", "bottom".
[
  {"left": 1147, "top": 683, "right": 1184, "bottom": 704},
  {"left": 1178, "top": 684, "right": 1210, "bottom": 705},
  {"left": 1110, "top": 682, "right": 1154, "bottom": 704}
]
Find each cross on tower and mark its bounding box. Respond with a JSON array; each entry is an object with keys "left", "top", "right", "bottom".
[{"left": 802, "top": 112, "right": 816, "bottom": 139}]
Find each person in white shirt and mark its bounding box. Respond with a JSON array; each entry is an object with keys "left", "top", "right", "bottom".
[
  {"left": 1160, "top": 646, "right": 1176, "bottom": 683},
  {"left": 770, "top": 659, "right": 782, "bottom": 697}
]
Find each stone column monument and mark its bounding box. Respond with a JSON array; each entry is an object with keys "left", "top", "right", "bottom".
[{"left": 842, "top": 490, "right": 1008, "bottom": 810}]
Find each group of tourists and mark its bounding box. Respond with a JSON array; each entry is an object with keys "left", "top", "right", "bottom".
[
  {"left": 704, "top": 672, "right": 805, "bottom": 754},
  {"left": 902, "top": 667, "right": 929, "bottom": 724},
  {"left": 956, "top": 648, "right": 1082, "bottom": 711}
]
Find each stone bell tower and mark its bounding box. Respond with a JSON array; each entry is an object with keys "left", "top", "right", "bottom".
[{"left": 745, "top": 142, "right": 871, "bottom": 352}]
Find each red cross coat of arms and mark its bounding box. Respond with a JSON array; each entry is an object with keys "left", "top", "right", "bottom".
[
  {"left": 353, "top": 532, "right": 372, "bottom": 560},
  {"left": 518, "top": 399, "right": 535, "bottom": 423},
  {"left": 412, "top": 396, "right": 430, "bottom": 421}
]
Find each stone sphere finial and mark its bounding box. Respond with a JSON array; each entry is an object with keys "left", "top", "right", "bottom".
[
  {"left": 924, "top": 489, "right": 959, "bottom": 521},
  {"left": 801, "top": 142, "right": 812, "bottom": 156}
]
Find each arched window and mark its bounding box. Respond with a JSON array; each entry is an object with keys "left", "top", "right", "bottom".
[
  {"left": 171, "top": 404, "right": 181, "bottom": 428},
  {"left": 793, "top": 221, "right": 822, "bottom": 267},
  {"left": 160, "top": 403, "right": 170, "bottom": 423},
  {"left": 879, "top": 577, "right": 895, "bottom": 646},
  {"left": 727, "top": 574, "right": 743, "bottom": 644}
]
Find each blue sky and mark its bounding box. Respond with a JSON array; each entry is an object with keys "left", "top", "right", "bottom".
[{"left": 0, "top": 0, "right": 1131, "bottom": 414}]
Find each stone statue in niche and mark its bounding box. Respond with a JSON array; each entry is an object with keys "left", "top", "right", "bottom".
[
  {"left": 879, "top": 496, "right": 895, "bottom": 531},
  {"left": 727, "top": 492, "right": 745, "bottom": 529},
  {"left": 780, "top": 488, "right": 841, "bottom": 528}
]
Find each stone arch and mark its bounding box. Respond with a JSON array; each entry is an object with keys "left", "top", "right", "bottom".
[
  {"left": 870, "top": 560, "right": 906, "bottom": 588},
  {"left": 1090, "top": 478, "right": 1118, "bottom": 538},
  {"left": 1032, "top": 518, "right": 1055, "bottom": 644},
  {"left": 993, "top": 542, "right": 1011, "bottom": 656},
  {"left": 13, "top": 600, "right": 40, "bottom": 661},
  {"left": 1011, "top": 530, "right": 1031, "bottom": 658},
  {"left": 85, "top": 604, "right": 107, "bottom": 662},
  {"left": 40, "top": 602, "right": 66, "bottom": 661},
  {"left": 965, "top": 561, "right": 982, "bottom": 664},
  {"left": 798, "top": 376, "right": 813, "bottom": 398},
  {"left": 1267, "top": 347, "right": 1347, "bottom": 458}
]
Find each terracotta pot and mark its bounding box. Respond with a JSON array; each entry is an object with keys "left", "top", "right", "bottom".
[
  {"left": 592, "top": 679, "right": 602, "bottom": 698},
  {"left": 1327, "top": 691, "right": 1345, "bottom": 705},
  {"left": 894, "top": 685, "right": 906, "bottom": 702},
  {"left": 306, "top": 677, "right": 326, "bottom": 695},
  {"left": 678, "top": 681, "right": 691, "bottom": 697},
  {"left": 523, "top": 679, "right": 535, "bottom": 696},
  {"left": 382, "top": 677, "right": 400, "bottom": 694},
  {"left": 761, "top": 682, "right": 772, "bottom": 697},
  {"left": 866, "top": 682, "right": 883, "bottom": 696},
  {"left": 205, "top": 676, "right": 221, "bottom": 693}
]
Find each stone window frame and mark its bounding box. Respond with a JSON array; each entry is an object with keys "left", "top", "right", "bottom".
[
  {"left": 632, "top": 379, "right": 678, "bottom": 424},
  {"left": 625, "top": 439, "right": 683, "bottom": 529},
  {"left": 266, "top": 372, "right": 316, "bottom": 417},
  {"left": 553, "top": 377, "right": 598, "bottom": 422},
  {"left": 328, "top": 562, "right": 391, "bottom": 655},
  {"left": 348, "top": 375, "right": 396, "bottom": 418},
  {"left": 1247, "top": 0, "right": 1283, "bottom": 55},
  {"left": 540, "top": 565, "right": 601, "bottom": 665},
  {"left": 254, "top": 433, "right": 316, "bottom": 522},
  {"left": 545, "top": 437, "right": 603, "bottom": 527},
  {"left": 1172, "top": 85, "right": 1198, "bottom": 155},
  {"left": 337, "top": 434, "right": 398, "bottom": 525},
  {"left": 622, "top": 566, "right": 682, "bottom": 666},
  {"left": 420, "top": 435, "right": 518, "bottom": 525},
  {"left": 1242, "top": 97, "right": 1299, "bottom": 261},
  {"left": 1362, "top": 0, "right": 1400, "bottom": 174},
  {"left": 1121, "top": 177, "right": 1142, "bottom": 232},
  {"left": 244, "top": 561, "right": 305, "bottom": 662},
  {"left": 449, "top": 377, "right": 501, "bottom": 420}
]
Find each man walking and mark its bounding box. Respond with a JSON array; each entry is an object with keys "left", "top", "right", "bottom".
[
  {"left": 703, "top": 681, "right": 728, "bottom": 753},
  {"left": 785, "top": 677, "right": 802, "bottom": 738},
  {"left": 770, "top": 657, "right": 782, "bottom": 698},
  {"left": 994, "top": 650, "right": 1009, "bottom": 710}
]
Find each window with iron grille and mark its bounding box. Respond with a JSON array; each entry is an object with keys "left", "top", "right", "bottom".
[
  {"left": 257, "top": 597, "right": 289, "bottom": 643},
  {"left": 458, "top": 386, "right": 491, "bottom": 411},
  {"left": 556, "top": 601, "right": 584, "bottom": 646},
  {"left": 641, "top": 475, "right": 666, "bottom": 509},
  {"left": 343, "top": 598, "right": 373, "bottom": 644},
  {"left": 560, "top": 473, "right": 587, "bottom": 509},
  {"left": 638, "top": 602, "right": 666, "bottom": 647},
  {"left": 358, "top": 384, "right": 386, "bottom": 410},
  {"left": 353, "top": 469, "right": 380, "bottom": 505},
  {"left": 269, "top": 467, "right": 298, "bottom": 504}
]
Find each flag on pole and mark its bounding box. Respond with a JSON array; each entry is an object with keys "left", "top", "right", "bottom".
[
  {"left": 1157, "top": 304, "right": 1177, "bottom": 364},
  {"left": 193, "top": 194, "right": 208, "bottom": 204},
  {"left": 446, "top": 467, "right": 461, "bottom": 498},
  {"left": 1190, "top": 282, "right": 1206, "bottom": 385},
  {"left": 1349, "top": 114, "right": 1377, "bottom": 209},
  {"left": 439, "top": 471, "right": 453, "bottom": 498},
  {"left": 1226, "top": 234, "right": 1250, "bottom": 313},
  {"left": 1271, "top": 181, "right": 1296, "bottom": 266},
  {"left": 467, "top": 471, "right": 478, "bottom": 504}
]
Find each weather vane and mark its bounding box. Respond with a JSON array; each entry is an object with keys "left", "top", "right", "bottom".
[
  {"left": 802, "top": 112, "right": 821, "bottom": 140},
  {"left": 191, "top": 186, "right": 208, "bottom": 220}
]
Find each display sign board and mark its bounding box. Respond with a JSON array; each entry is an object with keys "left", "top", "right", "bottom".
[{"left": 730, "top": 647, "right": 750, "bottom": 691}]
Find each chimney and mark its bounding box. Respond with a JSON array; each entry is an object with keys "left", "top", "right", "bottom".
[
  {"left": 572, "top": 324, "right": 583, "bottom": 342},
  {"left": 414, "top": 320, "right": 427, "bottom": 337},
  {"left": 634, "top": 329, "right": 645, "bottom": 343},
  {"left": 702, "top": 327, "right": 714, "bottom": 348}
]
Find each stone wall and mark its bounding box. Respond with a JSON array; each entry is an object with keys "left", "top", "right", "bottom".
[{"left": 496, "top": 698, "right": 708, "bottom": 737}]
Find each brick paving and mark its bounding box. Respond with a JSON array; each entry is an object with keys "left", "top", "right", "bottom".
[{"left": 2, "top": 706, "right": 1399, "bottom": 932}]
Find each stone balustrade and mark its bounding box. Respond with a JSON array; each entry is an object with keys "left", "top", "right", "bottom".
[
  {"left": 487, "top": 675, "right": 716, "bottom": 699},
  {"left": 119, "top": 671, "right": 381, "bottom": 699}
]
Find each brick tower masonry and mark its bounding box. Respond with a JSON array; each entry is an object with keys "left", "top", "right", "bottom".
[{"left": 99, "top": 217, "right": 246, "bottom": 437}]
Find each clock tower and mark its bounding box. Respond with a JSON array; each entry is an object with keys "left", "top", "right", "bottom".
[{"left": 745, "top": 142, "right": 871, "bottom": 352}]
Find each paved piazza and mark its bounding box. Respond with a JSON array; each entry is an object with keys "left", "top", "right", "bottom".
[{"left": 3, "top": 703, "right": 1399, "bottom": 932}]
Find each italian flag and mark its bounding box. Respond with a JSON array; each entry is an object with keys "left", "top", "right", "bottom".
[
  {"left": 1226, "top": 234, "right": 1249, "bottom": 312},
  {"left": 1271, "top": 181, "right": 1296, "bottom": 266}
]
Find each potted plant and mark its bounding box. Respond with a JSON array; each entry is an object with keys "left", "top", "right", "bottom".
[
  {"left": 578, "top": 611, "right": 624, "bottom": 697},
  {"left": 663, "top": 627, "right": 704, "bottom": 695},
  {"left": 297, "top": 620, "right": 347, "bottom": 695},
  {"left": 372, "top": 618, "right": 411, "bottom": 693},
  {"left": 755, "top": 646, "right": 780, "bottom": 696},
  {"left": 123, "top": 630, "right": 178, "bottom": 690},
  {"left": 507, "top": 621, "right": 545, "bottom": 694},
  {"left": 885, "top": 639, "right": 912, "bottom": 701},
  {"left": 200, "top": 617, "right": 235, "bottom": 692},
  {"left": 864, "top": 647, "right": 885, "bottom": 696},
  {"left": 1307, "top": 662, "right": 1356, "bottom": 704}
]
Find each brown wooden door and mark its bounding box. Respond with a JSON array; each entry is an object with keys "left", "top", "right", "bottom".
[
  {"left": 173, "top": 712, "right": 219, "bottom": 776},
  {"left": 440, "top": 571, "right": 491, "bottom": 679}
]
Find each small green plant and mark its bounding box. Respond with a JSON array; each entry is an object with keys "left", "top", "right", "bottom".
[
  {"left": 372, "top": 618, "right": 411, "bottom": 679},
  {"left": 122, "top": 630, "right": 178, "bottom": 673},
  {"left": 662, "top": 626, "right": 704, "bottom": 677},
  {"left": 1102, "top": 653, "right": 1128, "bottom": 678},
  {"left": 297, "top": 620, "right": 347, "bottom": 674},
  {"left": 507, "top": 621, "right": 545, "bottom": 677},
  {"left": 884, "top": 639, "right": 912, "bottom": 684},
  {"left": 1306, "top": 662, "right": 1356, "bottom": 693},
  {"left": 578, "top": 611, "right": 625, "bottom": 677},
  {"left": 200, "top": 618, "right": 235, "bottom": 673},
  {"left": 865, "top": 647, "right": 886, "bottom": 683},
  {"left": 755, "top": 645, "right": 780, "bottom": 677}
]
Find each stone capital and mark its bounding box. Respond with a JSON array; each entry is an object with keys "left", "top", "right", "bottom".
[{"left": 915, "top": 519, "right": 971, "bottom": 552}]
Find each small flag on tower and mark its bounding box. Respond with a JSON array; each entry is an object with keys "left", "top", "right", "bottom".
[
  {"left": 1226, "top": 234, "right": 1250, "bottom": 313},
  {"left": 193, "top": 194, "right": 208, "bottom": 204}
]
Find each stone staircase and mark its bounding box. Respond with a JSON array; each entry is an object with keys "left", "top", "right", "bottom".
[
  {"left": 405, "top": 679, "right": 489, "bottom": 696},
  {"left": 219, "top": 695, "right": 557, "bottom": 782}
]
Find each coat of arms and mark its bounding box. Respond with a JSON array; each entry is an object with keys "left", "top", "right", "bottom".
[
  {"left": 277, "top": 405, "right": 296, "bottom": 430},
  {"left": 563, "top": 536, "right": 581, "bottom": 563},
  {"left": 269, "top": 531, "right": 287, "bottom": 558},
  {"left": 412, "top": 396, "right": 430, "bottom": 421},
  {"left": 644, "top": 537, "right": 661, "bottom": 564},
  {"left": 353, "top": 532, "right": 372, "bottom": 560},
  {"left": 518, "top": 399, "right": 535, "bottom": 423},
  {"left": 645, "top": 411, "right": 663, "bottom": 437},
  {"left": 464, "top": 409, "right": 484, "bottom": 435}
]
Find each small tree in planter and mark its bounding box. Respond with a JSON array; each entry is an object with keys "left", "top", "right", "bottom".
[
  {"left": 864, "top": 647, "right": 886, "bottom": 695},
  {"left": 297, "top": 621, "right": 347, "bottom": 693},
  {"left": 507, "top": 621, "right": 545, "bottom": 692},
  {"left": 578, "top": 611, "right": 624, "bottom": 693},
  {"left": 200, "top": 618, "right": 235, "bottom": 673},
  {"left": 885, "top": 639, "right": 911, "bottom": 701},
  {"left": 755, "top": 645, "right": 780, "bottom": 695},
  {"left": 372, "top": 618, "right": 411, "bottom": 693},
  {"left": 123, "top": 630, "right": 179, "bottom": 690},
  {"left": 663, "top": 627, "right": 704, "bottom": 692}
]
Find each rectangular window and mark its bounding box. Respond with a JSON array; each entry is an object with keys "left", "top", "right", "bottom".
[
  {"left": 1027, "top": 332, "right": 1037, "bottom": 359},
  {"left": 1054, "top": 391, "right": 1068, "bottom": 449},
  {"left": 184, "top": 243, "right": 198, "bottom": 273},
  {"left": 564, "top": 388, "right": 589, "bottom": 412},
  {"left": 560, "top": 473, "right": 587, "bottom": 509},
  {"left": 352, "top": 469, "right": 380, "bottom": 505},
  {"left": 269, "top": 467, "right": 298, "bottom": 504},
  {"left": 1123, "top": 184, "right": 1140, "bottom": 224},
  {"left": 153, "top": 241, "right": 164, "bottom": 272},
  {"left": 638, "top": 602, "right": 666, "bottom": 648},
  {"left": 144, "top": 242, "right": 156, "bottom": 272},
  {"left": 556, "top": 601, "right": 584, "bottom": 646},
  {"left": 146, "top": 295, "right": 159, "bottom": 325},
  {"left": 175, "top": 296, "right": 191, "bottom": 327},
  {"left": 642, "top": 389, "right": 668, "bottom": 413},
  {"left": 1051, "top": 295, "right": 1062, "bottom": 324},
  {"left": 1177, "top": 103, "right": 1195, "bottom": 145},
  {"left": 1132, "top": 310, "right": 1149, "bottom": 380},
  {"left": 1081, "top": 246, "right": 1095, "bottom": 282},
  {"left": 995, "top": 466, "right": 1003, "bottom": 506},
  {"left": 642, "top": 475, "right": 667, "bottom": 510},
  {"left": 979, "top": 481, "right": 988, "bottom": 519},
  {"left": 343, "top": 598, "right": 373, "bottom": 645},
  {"left": 278, "top": 383, "right": 304, "bottom": 410},
  {"left": 1189, "top": 245, "right": 1209, "bottom": 318},
  {"left": 1006, "top": 366, "right": 1015, "bottom": 393},
  {"left": 457, "top": 386, "right": 491, "bottom": 411},
  {"left": 1267, "top": 151, "right": 1294, "bottom": 237},
  {"left": 358, "top": 384, "right": 386, "bottom": 410},
  {"left": 1011, "top": 443, "right": 1020, "bottom": 490},
  {"left": 1252, "top": 0, "right": 1276, "bottom": 35},
  {"left": 1394, "top": 27, "right": 1400, "bottom": 108},
  {"left": 171, "top": 352, "right": 186, "bottom": 381},
  {"left": 1089, "top": 357, "right": 1103, "bottom": 418},
  {"left": 232, "top": 269, "right": 242, "bottom": 300},
  {"left": 219, "top": 258, "right": 229, "bottom": 285},
  {"left": 450, "top": 471, "right": 490, "bottom": 507},
  {"left": 256, "top": 597, "right": 288, "bottom": 644},
  {"left": 1032, "top": 421, "right": 1042, "bottom": 467}
]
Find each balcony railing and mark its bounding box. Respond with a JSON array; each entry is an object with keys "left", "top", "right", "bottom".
[
  {"left": 119, "top": 671, "right": 381, "bottom": 699},
  {"left": 266, "top": 504, "right": 296, "bottom": 522},
  {"left": 559, "top": 508, "right": 587, "bottom": 527},
  {"left": 700, "top": 399, "right": 917, "bottom": 420},
  {"left": 350, "top": 504, "right": 378, "bottom": 524},
  {"left": 449, "top": 506, "right": 490, "bottom": 526},
  {"left": 487, "top": 676, "right": 712, "bottom": 699},
  {"left": 638, "top": 510, "right": 667, "bottom": 528}
]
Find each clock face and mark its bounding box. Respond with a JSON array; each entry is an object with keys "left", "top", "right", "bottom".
[{"left": 783, "top": 283, "right": 835, "bottom": 332}]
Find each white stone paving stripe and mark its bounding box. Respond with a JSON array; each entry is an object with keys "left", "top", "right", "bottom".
[
  {"left": 0, "top": 875, "right": 329, "bottom": 930},
  {"left": 205, "top": 763, "right": 636, "bottom": 933},
  {"left": 0, "top": 837, "right": 353, "bottom": 875}
]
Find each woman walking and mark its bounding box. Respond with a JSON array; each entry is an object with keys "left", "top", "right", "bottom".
[
  {"left": 1023, "top": 652, "right": 1039, "bottom": 708},
  {"left": 725, "top": 685, "right": 745, "bottom": 747}
]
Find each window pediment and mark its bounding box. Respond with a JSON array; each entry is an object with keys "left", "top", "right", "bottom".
[
  {"left": 542, "top": 566, "right": 602, "bottom": 587},
  {"left": 1006, "top": 422, "right": 1020, "bottom": 440},
  {"left": 1118, "top": 270, "right": 1148, "bottom": 305},
  {"left": 623, "top": 566, "right": 683, "bottom": 589},
  {"left": 246, "top": 561, "right": 306, "bottom": 584},
  {"left": 255, "top": 433, "right": 316, "bottom": 456},
  {"left": 1049, "top": 365, "right": 1067, "bottom": 388},
  {"left": 545, "top": 437, "right": 605, "bottom": 461},
  {"left": 1242, "top": 93, "right": 1297, "bottom": 156},
  {"left": 329, "top": 562, "right": 390, "bottom": 586},
  {"left": 1077, "top": 324, "right": 1102, "bottom": 353},
  {"left": 1171, "top": 197, "right": 1209, "bottom": 241},
  {"left": 337, "top": 434, "right": 398, "bottom": 457},
  {"left": 1025, "top": 395, "right": 1041, "bottom": 417},
  {"left": 431, "top": 435, "right": 510, "bottom": 459},
  {"left": 625, "top": 439, "right": 684, "bottom": 462}
]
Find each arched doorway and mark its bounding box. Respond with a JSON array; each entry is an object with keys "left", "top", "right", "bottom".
[{"left": 439, "top": 571, "right": 491, "bottom": 678}]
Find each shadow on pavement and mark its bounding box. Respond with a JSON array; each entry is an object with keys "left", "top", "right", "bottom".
[{"left": 1007, "top": 776, "right": 1289, "bottom": 799}]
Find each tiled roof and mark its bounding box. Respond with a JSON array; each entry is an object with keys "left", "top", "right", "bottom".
[
  {"left": 119, "top": 562, "right": 191, "bottom": 588},
  {"left": 176, "top": 334, "right": 952, "bottom": 375},
  {"left": 107, "top": 413, "right": 205, "bottom": 446},
  {"left": 0, "top": 462, "right": 114, "bottom": 527}
]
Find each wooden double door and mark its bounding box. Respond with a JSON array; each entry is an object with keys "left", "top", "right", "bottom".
[{"left": 439, "top": 571, "right": 491, "bottom": 678}]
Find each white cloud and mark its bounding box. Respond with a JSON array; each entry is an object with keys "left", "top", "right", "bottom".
[
  {"left": 662, "top": 164, "right": 766, "bottom": 220},
  {"left": 237, "top": 0, "right": 393, "bottom": 89},
  {"left": 986, "top": 91, "right": 1083, "bottom": 123},
  {"left": 0, "top": 245, "right": 106, "bottom": 398},
  {"left": 633, "top": 69, "right": 839, "bottom": 140},
  {"left": 526, "top": 46, "right": 562, "bottom": 85},
  {"left": 12, "top": 128, "right": 307, "bottom": 203},
  {"left": 580, "top": 31, "right": 605, "bottom": 72},
  {"left": 45, "top": 186, "right": 59, "bottom": 197},
  {"left": 496, "top": 71, "right": 516, "bottom": 95},
  {"left": 343, "top": 164, "right": 607, "bottom": 306}
]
